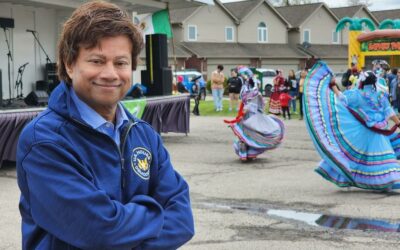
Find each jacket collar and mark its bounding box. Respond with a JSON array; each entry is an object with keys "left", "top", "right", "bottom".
[{"left": 48, "top": 81, "right": 139, "bottom": 124}]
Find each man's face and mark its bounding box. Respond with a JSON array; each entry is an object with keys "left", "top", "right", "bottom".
[{"left": 66, "top": 35, "right": 132, "bottom": 114}]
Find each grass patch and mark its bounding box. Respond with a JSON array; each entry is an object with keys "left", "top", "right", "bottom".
[
  {"left": 191, "top": 97, "right": 302, "bottom": 119},
  {"left": 192, "top": 100, "right": 236, "bottom": 117}
]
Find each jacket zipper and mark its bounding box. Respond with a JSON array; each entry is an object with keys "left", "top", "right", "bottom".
[
  {"left": 71, "top": 118, "right": 136, "bottom": 192},
  {"left": 119, "top": 121, "right": 136, "bottom": 191}
]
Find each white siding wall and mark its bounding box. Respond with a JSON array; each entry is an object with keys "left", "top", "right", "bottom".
[
  {"left": 324, "top": 58, "right": 347, "bottom": 73},
  {"left": 238, "top": 4, "right": 287, "bottom": 44},
  {"left": 288, "top": 30, "right": 300, "bottom": 45},
  {"left": 172, "top": 25, "right": 183, "bottom": 42},
  {"left": 182, "top": 6, "right": 236, "bottom": 43},
  {"left": 300, "top": 8, "right": 337, "bottom": 45}
]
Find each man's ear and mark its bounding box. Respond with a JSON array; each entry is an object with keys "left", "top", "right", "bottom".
[{"left": 65, "top": 63, "right": 74, "bottom": 79}]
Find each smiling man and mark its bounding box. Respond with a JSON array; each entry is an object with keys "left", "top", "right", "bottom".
[{"left": 16, "top": 1, "right": 194, "bottom": 249}]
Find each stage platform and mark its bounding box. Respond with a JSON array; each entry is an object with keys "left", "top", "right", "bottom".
[{"left": 0, "top": 94, "right": 190, "bottom": 167}]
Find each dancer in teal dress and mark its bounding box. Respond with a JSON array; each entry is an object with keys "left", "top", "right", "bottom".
[{"left": 304, "top": 61, "right": 400, "bottom": 191}]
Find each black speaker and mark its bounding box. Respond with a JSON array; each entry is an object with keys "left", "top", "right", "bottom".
[
  {"left": 36, "top": 80, "right": 49, "bottom": 91},
  {"left": 145, "top": 34, "right": 168, "bottom": 70},
  {"left": 0, "top": 18, "right": 14, "bottom": 29},
  {"left": 141, "top": 68, "right": 172, "bottom": 96},
  {"left": 24, "top": 90, "right": 48, "bottom": 106},
  {"left": 45, "top": 63, "right": 59, "bottom": 93}
]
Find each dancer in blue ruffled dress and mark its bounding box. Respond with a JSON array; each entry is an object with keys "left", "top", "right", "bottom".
[{"left": 304, "top": 61, "right": 400, "bottom": 191}]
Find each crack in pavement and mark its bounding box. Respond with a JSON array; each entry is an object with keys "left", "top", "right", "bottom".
[{"left": 191, "top": 196, "right": 336, "bottom": 213}]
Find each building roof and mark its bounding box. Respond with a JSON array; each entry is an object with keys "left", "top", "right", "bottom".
[
  {"left": 222, "top": 0, "right": 290, "bottom": 27},
  {"left": 331, "top": 5, "right": 379, "bottom": 25},
  {"left": 169, "top": 7, "right": 201, "bottom": 24},
  {"left": 276, "top": 3, "right": 338, "bottom": 29},
  {"left": 276, "top": 3, "right": 323, "bottom": 28},
  {"left": 371, "top": 9, "right": 400, "bottom": 22},
  {"left": 331, "top": 5, "right": 364, "bottom": 19},
  {"left": 222, "top": 0, "right": 262, "bottom": 20},
  {"left": 170, "top": 1, "right": 239, "bottom": 25},
  {"left": 297, "top": 44, "right": 348, "bottom": 59},
  {"left": 180, "top": 42, "right": 307, "bottom": 59}
]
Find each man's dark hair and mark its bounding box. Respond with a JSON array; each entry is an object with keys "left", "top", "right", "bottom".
[
  {"left": 57, "top": 1, "right": 144, "bottom": 84},
  {"left": 217, "top": 65, "right": 224, "bottom": 71},
  {"left": 392, "top": 68, "right": 398, "bottom": 75}
]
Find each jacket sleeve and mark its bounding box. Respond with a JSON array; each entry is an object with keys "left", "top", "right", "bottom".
[
  {"left": 139, "top": 134, "right": 194, "bottom": 250},
  {"left": 19, "top": 141, "right": 164, "bottom": 250}
]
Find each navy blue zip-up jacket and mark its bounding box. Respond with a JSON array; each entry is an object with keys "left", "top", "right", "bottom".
[{"left": 17, "top": 82, "right": 194, "bottom": 249}]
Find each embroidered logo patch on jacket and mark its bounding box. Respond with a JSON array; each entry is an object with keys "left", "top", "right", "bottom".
[{"left": 131, "top": 147, "right": 152, "bottom": 180}]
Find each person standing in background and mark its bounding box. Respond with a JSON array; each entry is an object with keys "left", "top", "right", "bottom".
[
  {"left": 268, "top": 70, "right": 285, "bottom": 115},
  {"left": 211, "top": 64, "right": 225, "bottom": 111},
  {"left": 227, "top": 69, "right": 242, "bottom": 112},
  {"left": 286, "top": 69, "right": 298, "bottom": 114},
  {"left": 280, "top": 88, "right": 294, "bottom": 120},
  {"left": 191, "top": 75, "right": 202, "bottom": 116},
  {"left": 298, "top": 69, "right": 307, "bottom": 120},
  {"left": 177, "top": 75, "right": 189, "bottom": 93}
]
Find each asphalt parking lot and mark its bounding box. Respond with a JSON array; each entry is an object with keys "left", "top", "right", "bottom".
[{"left": 1, "top": 115, "right": 400, "bottom": 249}]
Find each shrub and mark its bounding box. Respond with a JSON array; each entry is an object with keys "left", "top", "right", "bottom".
[{"left": 206, "top": 80, "right": 211, "bottom": 93}]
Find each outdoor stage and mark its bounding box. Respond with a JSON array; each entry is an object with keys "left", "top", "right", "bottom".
[{"left": 0, "top": 94, "right": 190, "bottom": 167}]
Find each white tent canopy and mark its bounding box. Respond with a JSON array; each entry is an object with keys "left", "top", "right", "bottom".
[
  {"left": 0, "top": 0, "right": 214, "bottom": 13},
  {"left": 124, "top": 0, "right": 214, "bottom": 13}
]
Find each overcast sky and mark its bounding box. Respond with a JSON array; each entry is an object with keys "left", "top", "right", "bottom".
[{"left": 220, "top": 0, "right": 400, "bottom": 11}]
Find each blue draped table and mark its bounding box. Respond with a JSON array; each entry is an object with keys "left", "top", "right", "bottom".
[{"left": 0, "top": 94, "right": 190, "bottom": 167}]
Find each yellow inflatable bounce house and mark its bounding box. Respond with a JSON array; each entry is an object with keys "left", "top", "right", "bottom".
[{"left": 337, "top": 18, "right": 400, "bottom": 70}]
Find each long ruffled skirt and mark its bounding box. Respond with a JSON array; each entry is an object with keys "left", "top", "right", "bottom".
[
  {"left": 269, "top": 92, "right": 282, "bottom": 115},
  {"left": 304, "top": 61, "right": 400, "bottom": 190},
  {"left": 229, "top": 113, "right": 284, "bottom": 160}
]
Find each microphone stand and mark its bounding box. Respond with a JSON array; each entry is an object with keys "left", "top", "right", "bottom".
[
  {"left": 2, "top": 27, "right": 13, "bottom": 106},
  {"left": 28, "top": 30, "right": 52, "bottom": 64},
  {"left": 15, "top": 62, "right": 28, "bottom": 98}
]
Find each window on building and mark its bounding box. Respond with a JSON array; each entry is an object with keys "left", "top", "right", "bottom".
[
  {"left": 225, "top": 26, "right": 234, "bottom": 42},
  {"left": 303, "top": 29, "right": 310, "bottom": 43},
  {"left": 332, "top": 30, "right": 339, "bottom": 44},
  {"left": 188, "top": 25, "right": 197, "bottom": 41},
  {"left": 257, "top": 22, "right": 267, "bottom": 43}
]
